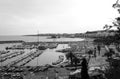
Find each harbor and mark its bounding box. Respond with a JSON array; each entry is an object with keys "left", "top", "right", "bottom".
[
  {"left": 0, "top": 1, "right": 120, "bottom": 78},
  {"left": 0, "top": 36, "right": 76, "bottom": 66},
  {"left": 0, "top": 37, "right": 112, "bottom": 79}
]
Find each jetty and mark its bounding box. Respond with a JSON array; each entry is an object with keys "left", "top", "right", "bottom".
[{"left": 0, "top": 40, "right": 24, "bottom": 44}]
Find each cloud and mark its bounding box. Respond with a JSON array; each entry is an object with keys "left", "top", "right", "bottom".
[{"left": 0, "top": 0, "right": 118, "bottom": 35}]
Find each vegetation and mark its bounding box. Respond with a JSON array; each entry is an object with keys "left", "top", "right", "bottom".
[
  {"left": 93, "top": 36, "right": 114, "bottom": 46},
  {"left": 103, "top": 17, "right": 120, "bottom": 50},
  {"left": 92, "top": 1, "right": 120, "bottom": 79},
  {"left": 100, "top": 1, "right": 120, "bottom": 79},
  {"left": 65, "top": 51, "right": 80, "bottom": 66}
]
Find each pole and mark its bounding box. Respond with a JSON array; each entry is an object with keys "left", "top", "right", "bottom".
[
  {"left": 84, "top": 34, "right": 86, "bottom": 53},
  {"left": 37, "top": 30, "right": 39, "bottom": 66},
  {"left": 38, "top": 30, "right": 39, "bottom": 45}
]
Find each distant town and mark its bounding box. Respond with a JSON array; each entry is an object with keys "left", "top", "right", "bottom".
[{"left": 26, "top": 30, "right": 116, "bottom": 38}]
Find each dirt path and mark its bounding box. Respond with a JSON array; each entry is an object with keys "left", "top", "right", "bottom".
[{"left": 89, "top": 47, "right": 108, "bottom": 67}]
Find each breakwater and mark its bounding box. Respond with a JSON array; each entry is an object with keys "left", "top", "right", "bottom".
[
  {"left": 24, "top": 41, "right": 84, "bottom": 44},
  {"left": 0, "top": 40, "right": 24, "bottom": 44}
]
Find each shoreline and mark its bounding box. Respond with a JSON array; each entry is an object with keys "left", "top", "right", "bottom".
[{"left": 0, "top": 40, "right": 24, "bottom": 44}]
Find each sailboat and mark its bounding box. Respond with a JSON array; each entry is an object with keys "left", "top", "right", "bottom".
[{"left": 37, "top": 31, "right": 47, "bottom": 50}]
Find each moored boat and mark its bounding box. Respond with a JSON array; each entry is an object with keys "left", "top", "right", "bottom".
[{"left": 52, "top": 55, "right": 64, "bottom": 65}]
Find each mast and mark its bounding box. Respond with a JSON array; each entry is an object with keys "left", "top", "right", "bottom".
[
  {"left": 37, "top": 30, "right": 39, "bottom": 66},
  {"left": 38, "top": 30, "right": 39, "bottom": 45},
  {"left": 84, "top": 33, "right": 86, "bottom": 53}
]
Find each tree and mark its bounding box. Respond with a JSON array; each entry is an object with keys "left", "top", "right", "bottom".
[
  {"left": 66, "top": 51, "right": 74, "bottom": 66},
  {"left": 103, "top": 1, "right": 120, "bottom": 50},
  {"left": 103, "top": 1, "right": 120, "bottom": 79},
  {"left": 104, "top": 48, "right": 115, "bottom": 59},
  {"left": 66, "top": 51, "right": 80, "bottom": 66}
]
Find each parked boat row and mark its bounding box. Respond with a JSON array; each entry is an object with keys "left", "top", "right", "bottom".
[
  {"left": 0, "top": 50, "right": 10, "bottom": 55},
  {"left": 6, "top": 43, "right": 58, "bottom": 50},
  {"left": 6, "top": 49, "right": 43, "bottom": 67},
  {"left": 52, "top": 55, "right": 64, "bottom": 65},
  {"left": 18, "top": 50, "right": 43, "bottom": 66},
  {"left": 0, "top": 51, "right": 25, "bottom": 62},
  {"left": 6, "top": 50, "right": 37, "bottom": 67},
  {"left": 6, "top": 45, "right": 36, "bottom": 50}
]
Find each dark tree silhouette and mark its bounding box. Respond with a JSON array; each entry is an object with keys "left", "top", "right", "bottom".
[
  {"left": 104, "top": 48, "right": 115, "bottom": 59},
  {"left": 66, "top": 51, "right": 74, "bottom": 66},
  {"left": 72, "top": 56, "right": 80, "bottom": 67},
  {"left": 104, "top": 17, "right": 120, "bottom": 51},
  {"left": 103, "top": 1, "right": 120, "bottom": 79},
  {"left": 66, "top": 51, "right": 80, "bottom": 66}
]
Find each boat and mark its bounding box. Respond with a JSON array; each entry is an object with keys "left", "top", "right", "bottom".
[
  {"left": 37, "top": 45, "right": 47, "bottom": 50},
  {"left": 56, "top": 48, "right": 72, "bottom": 53},
  {"left": 52, "top": 55, "right": 64, "bottom": 65}
]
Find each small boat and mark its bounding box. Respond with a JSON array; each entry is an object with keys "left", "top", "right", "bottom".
[
  {"left": 52, "top": 55, "right": 64, "bottom": 65},
  {"left": 37, "top": 46, "right": 47, "bottom": 50},
  {"left": 56, "top": 48, "right": 72, "bottom": 53}
]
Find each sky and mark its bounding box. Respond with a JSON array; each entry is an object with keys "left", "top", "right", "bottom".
[{"left": 0, "top": 0, "right": 119, "bottom": 35}]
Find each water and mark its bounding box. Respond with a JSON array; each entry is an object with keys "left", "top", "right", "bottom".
[
  {"left": 0, "top": 36, "right": 83, "bottom": 66},
  {"left": 26, "top": 44, "right": 69, "bottom": 66},
  {"left": 0, "top": 36, "right": 47, "bottom": 42},
  {"left": 0, "top": 36, "right": 84, "bottom": 42}
]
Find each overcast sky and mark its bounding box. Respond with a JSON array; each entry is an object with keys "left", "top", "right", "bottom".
[{"left": 0, "top": 0, "right": 119, "bottom": 35}]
